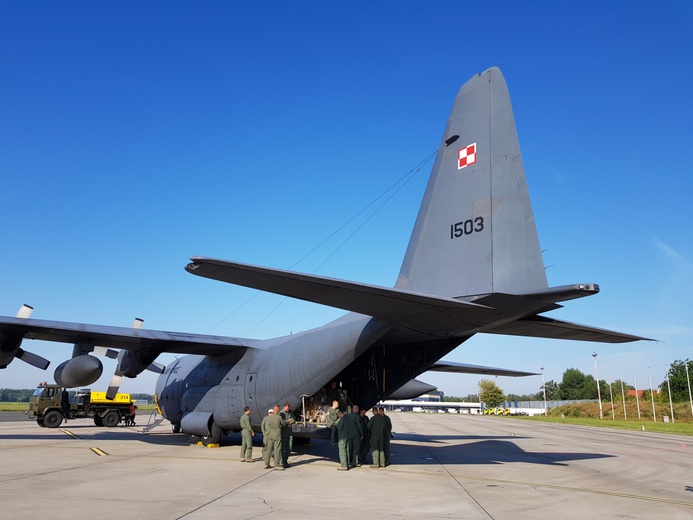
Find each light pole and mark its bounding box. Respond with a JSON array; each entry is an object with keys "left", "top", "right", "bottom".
[
  {"left": 541, "top": 366, "right": 547, "bottom": 416},
  {"left": 634, "top": 371, "right": 641, "bottom": 420},
  {"left": 686, "top": 362, "right": 693, "bottom": 419},
  {"left": 666, "top": 366, "right": 675, "bottom": 423},
  {"left": 648, "top": 367, "right": 656, "bottom": 422},
  {"left": 620, "top": 376, "right": 627, "bottom": 421},
  {"left": 593, "top": 352, "right": 603, "bottom": 419}
]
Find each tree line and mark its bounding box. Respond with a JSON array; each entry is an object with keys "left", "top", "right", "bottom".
[{"left": 450, "top": 359, "right": 692, "bottom": 408}]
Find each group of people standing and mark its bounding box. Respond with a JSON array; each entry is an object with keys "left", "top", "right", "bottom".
[
  {"left": 239, "top": 402, "right": 295, "bottom": 469},
  {"left": 328, "top": 403, "right": 392, "bottom": 470},
  {"left": 238, "top": 400, "right": 392, "bottom": 471}
]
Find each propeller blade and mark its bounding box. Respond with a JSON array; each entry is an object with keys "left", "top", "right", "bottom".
[
  {"left": 105, "top": 349, "right": 126, "bottom": 400},
  {"left": 146, "top": 361, "right": 165, "bottom": 374},
  {"left": 93, "top": 318, "right": 144, "bottom": 399},
  {"left": 106, "top": 374, "right": 123, "bottom": 401},
  {"left": 92, "top": 347, "right": 119, "bottom": 359},
  {"left": 12, "top": 306, "right": 50, "bottom": 369},
  {"left": 105, "top": 319, "right": 143, "bottom": 400},
  {"left": 16, "top": 304, "right": 34, "bottom": 319},
  {"left": 16, "top": 348, "right": 50, "bottom": 370}
]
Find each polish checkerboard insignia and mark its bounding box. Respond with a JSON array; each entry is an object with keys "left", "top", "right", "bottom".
[{"left": 457, "top": 143, "right": 477, "bottom": 170}]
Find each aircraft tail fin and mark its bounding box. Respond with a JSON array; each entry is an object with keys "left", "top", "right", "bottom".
[{"left": 396, "top": 67, "right": 548, "bottom": 298}]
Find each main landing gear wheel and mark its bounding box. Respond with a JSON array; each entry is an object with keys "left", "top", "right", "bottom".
[{"left": 202, "top": 422, "right": 222, "bottom": 446}]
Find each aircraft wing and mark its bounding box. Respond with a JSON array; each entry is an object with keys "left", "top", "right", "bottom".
[
  {"left": 0, "top": 315, "right": 258, "bottom": 355},
  {"left": 485, "top": 315, "right": 652, "bottom": 343},
  {"left": 428, "top": 361, "right": 539, "bottom": 377}
]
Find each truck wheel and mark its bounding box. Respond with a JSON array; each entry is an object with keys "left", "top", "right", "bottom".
[
  {"left": 94, "top": 417, "right": 104, "bottom": 427},
  {"left": 37, "top": 418, "right": 45, "bottom": 427},
  {"left": 102, "top": 411, "right": 120, "bottom": 427},
  {"left": 43, "top": 410, "right": 63, "bottom": 429}
]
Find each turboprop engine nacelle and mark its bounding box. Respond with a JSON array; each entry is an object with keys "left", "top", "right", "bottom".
[
  {"left": 54, "top": 355, "right": 103, "bottom": 387},
  {"left": 118, "top": 349, "right": 153, "bottom": 378},
  {"left": 0, "top": 333, "right": 22, "bottom": 368}
]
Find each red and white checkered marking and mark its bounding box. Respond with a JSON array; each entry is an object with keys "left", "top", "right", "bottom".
[{"left": 458, "top": 143, "right": 477, "bottom": 170}]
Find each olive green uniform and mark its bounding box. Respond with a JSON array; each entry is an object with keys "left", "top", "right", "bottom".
[
  {"left": 359, "top": 413, "right": 370, "bottom": 464},
  {"left": 279, "top": 408, "right": 295, "bottom": 466},
  {"left": 367, "top": 414, "right": 386, "bottom": 467},
  {"left": 267, "top": 413, "right": 287, "bottom": 467},
  {"left": 335, "top": 415, "right": 349, "bottom": 468},
  {"left": 326, "top": 406, "right": 339, "bottom": 443},
  {"left": 261, "top": 415, "right": 272, "bottom": 465},
  {"left": 339, "top": 410, "right": 364, "bottom": 468},
  {"left": 240, "top": 413, "right": 253, "bottom": 461},
  {"left": 382, "top": 412, "right": 392, "bottom": 466}
]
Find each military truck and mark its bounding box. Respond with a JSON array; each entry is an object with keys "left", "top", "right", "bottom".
[{"left": 28, "top": 383, "right": 134, "bottom": 428}]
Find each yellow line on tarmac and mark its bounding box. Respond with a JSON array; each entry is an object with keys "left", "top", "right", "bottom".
[
  {"left": 90, "top": 448, "right": 109, "bottom": 457},
  {"left": 60, "top": 429, "right": 81, "bottom": 439}
]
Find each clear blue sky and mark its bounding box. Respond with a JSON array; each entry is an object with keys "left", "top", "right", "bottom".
[{"left": 2, "top": 2, "right": 692, "bottom": 398}]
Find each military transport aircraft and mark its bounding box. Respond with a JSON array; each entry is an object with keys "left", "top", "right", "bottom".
[{"left": 0, "top": 67, "right": 649, "bottom": 441}]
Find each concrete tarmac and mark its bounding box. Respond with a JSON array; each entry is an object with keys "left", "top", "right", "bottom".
[{"left": 1, "top": 411, "right": 691, "bottom": 519}]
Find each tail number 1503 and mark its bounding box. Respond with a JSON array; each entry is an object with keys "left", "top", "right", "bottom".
[{"left": 450, "top": 217, "right": 484, "bottom": 239}]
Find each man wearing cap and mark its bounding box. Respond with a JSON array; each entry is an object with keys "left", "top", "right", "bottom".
[
  {"left": 267, "top": 404, "right": 287, "bottom": 469},
  {"left": 261, "top": 407, "right": 274, "bottom": 468}
]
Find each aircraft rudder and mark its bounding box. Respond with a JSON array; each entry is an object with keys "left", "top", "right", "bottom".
[{"left": 396, "top": 67, "right": 547, "bottom": 298}]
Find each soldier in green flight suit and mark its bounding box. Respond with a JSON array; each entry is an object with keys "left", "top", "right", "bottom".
[
  {"left": 335, "top": 410, "right": 349, "bottom": 470},
  {"left": 267, "top": 404, "right": 287, "bottom": 469},
  {"left": 358, "top": 407, "right": 370, "bottom": 464},
  {"left": 380, "top": 407, "right": 392, "bottom": 466},
  {"left": 279, "top": 402, "right": 295, "bottom": 468},
  {"left": 367, "top": 407, "right": 386, "bottom": 467},
  {"left": 335, "top": 404, "right": 364, "bottom": 470},
  {"left": 240, "top": 406, "right": 255, "bottom": 462},
  {"left": 326, "top": 400, "right": 340, "bottom": 445},
  {"left": 261, "top": 408, "right": 274, "bottom": 467},
  {"left": 345, "top": 404, "right": 364, "bottom": 468}
]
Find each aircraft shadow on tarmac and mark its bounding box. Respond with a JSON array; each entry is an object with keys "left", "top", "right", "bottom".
[{"left": 391, "top": 432, "right": 614, "bottom": 466}]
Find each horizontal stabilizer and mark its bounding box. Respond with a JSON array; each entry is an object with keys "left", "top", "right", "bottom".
[
  {"left": 388, "top": 379, "right": 439, "bottom": 400},
  {"left": 486, "top": 316, "right": 652, "bottom": 343},
  {"left": 428, "top": 360, "right": 538, "bottom": 377},
  {"left": 186, "top": 257, "right": 489, "bottom": 322}
]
